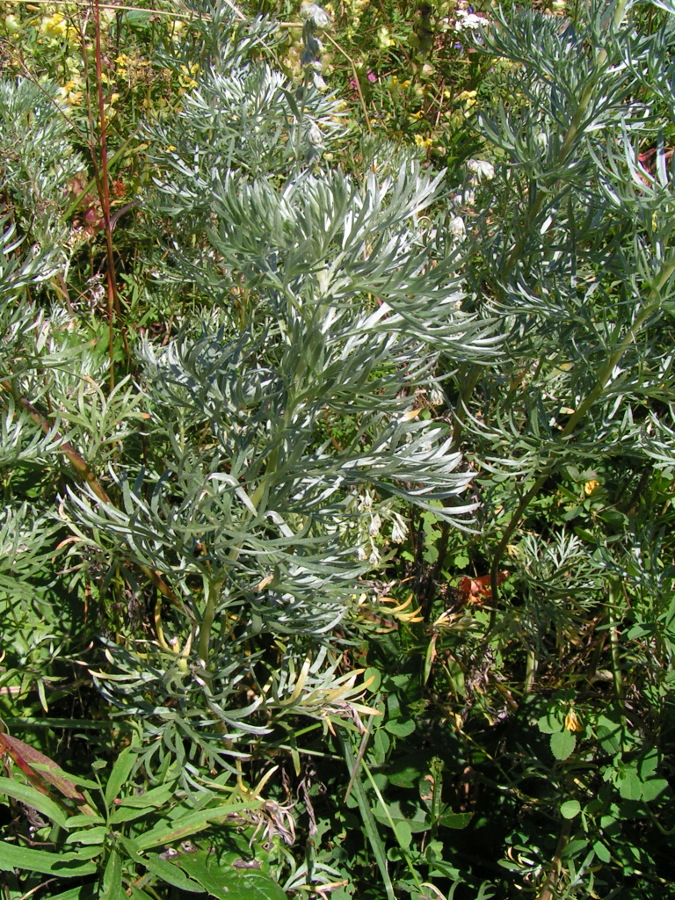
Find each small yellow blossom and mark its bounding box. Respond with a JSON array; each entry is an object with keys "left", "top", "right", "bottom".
[
  {"left": 457, "top": 89, "right": 477, "bottom": 109},
  {"left": 178, "top": 62, "right": 200, "bottom": 90},
  {"left": 58, "top": 79, "right": 83, "bottom": 106},
  {"left": 584, "top": 479, "right": 600, "bottom": 496},
  {"left": 41, "top": 11, "right": 67, "bottom": 38},
  {"left": 414, "top": 134, "right": 433, "bottom": 149},
  {"left": 565, "top": 707, "right": 582, "bottom": 732}
]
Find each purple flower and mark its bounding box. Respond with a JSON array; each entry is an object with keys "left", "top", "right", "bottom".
[{"left": 367, "top": 71, "right": 377, "bottom": 83}]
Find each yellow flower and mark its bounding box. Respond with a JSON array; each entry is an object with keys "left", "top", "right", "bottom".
[
  {"left": 565, "top": 707, "right": 582, "bottom": 732},
  {"left": 414, "top": 134, "right": 433, "bottom": 149},
  {"left": 41, "top": 12, "right": 67, "bottom": 37},
  {"left": 457, "top": 89, "right": 477, "bottom": 109},
  {"left": 178, "top": 63, "right": 200, "bottom": 90},
  {"left": 584, "top": 479, "right": 600, "bottom": 496}
]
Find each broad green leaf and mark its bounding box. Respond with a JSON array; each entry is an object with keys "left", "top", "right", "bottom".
[
  {"left": 436, "top": 810, "right": 473, "bottom": 830},
  {"left": 65, "top": 813, "right": 106, "bottom": 829},
  {"left": 618, "top": 770, "right": 642, "bottom": 801},
  {"left": 383, "top": 719, "right": 416, "bottom": 737},
  {"left": 65, "top": 826, "right": 108, "bottom": 846},
  {"left": 594, "top": 841, "right": 611, "bottom": 863},
  {"left": 372, "top": 800, "right": 430, "bottom": 834},
  {"left": 101, "top": 849, "right": 125, "bottom": 900},
  {"left": 595, "top": 715, "right": 624, "bottom": 754},
  {"left": 108, "top": 804, "right": 161, "bottom": 825},
  {"left": 0, "top": 776, "right": 68, "bottom": 827},
  {"left": 142, "top": 856, "right": 204, "bottom": 892},
  {"left": 173, "top": 851, "right": 232, "bottom": 900},
  {"left": 537, "top": 711, "right": 563, "bottom": 735},
  {"left": 104, "top": 745, "right": 138, "bottom": 809},
  {"left": 363, "top": 667, "right": 381, "bottom": 691},
  {"left": 560, "top": 800, "right": 581, "bottom": 819},
  {"left": 113, "top": 782, "right": 176, "bottom": 809},
  {"left": 177, "top": 850, "right": 287, "bottom": 899},
  {"left": 550, "top": 730, "right": 576, "bottom": 761},
  {"left": 394, "top": 820, "right": 412, "bottom": 849},
  {"left": 220, "top": 869, "right": 288, "bottom": 899},
  {"left": 135, "top": 802, "right": 261, "bottom": 851},
  {"left": 0, "top": 840, "right": 98, "bottom": 876},
  {"left": 640, "top": 777, "right": 669, "bottom": 802}
]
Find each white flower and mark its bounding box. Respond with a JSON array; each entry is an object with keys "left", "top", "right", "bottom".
[
  {"left": 306, "top": 122, "right": 323, "bottom": 146},
  {"left": 455, "top": 10, "right": 489, "bottom": 31},
  {"left": 467, "top": 158, "right": 495, "bottom": 181},
  {"left": 391, "top": 514, "right": 408, "bottom": 544},
  {"left": 430, "top": 386, "right": 445, "bottom": 406},
  {"left": 449, "top": 215, "right": 466, "bottom": 239},
  {"left": 368, "top": 513, "right": 382, "bottom": 537},
  {"left": 535, "top": 131, "right": 549, "bottom": 152}
]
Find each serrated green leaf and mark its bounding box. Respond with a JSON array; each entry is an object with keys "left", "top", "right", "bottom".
[{"left": 550, "top": 730, "right": 576, "bottom": 761}]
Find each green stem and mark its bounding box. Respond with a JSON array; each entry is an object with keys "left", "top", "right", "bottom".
[
  {"left": 197, "top": 576, "right": 225, "bottom": 677},
  {"left": 608, "top": 577, "right": 625, "bottom": 703},
  {"left": 340, "top": 736, "right": 395, "bottom": 900}
]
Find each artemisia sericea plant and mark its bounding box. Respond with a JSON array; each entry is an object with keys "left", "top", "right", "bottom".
[{"left": 0, "top": 0, "right": 495, "bottom": 793}]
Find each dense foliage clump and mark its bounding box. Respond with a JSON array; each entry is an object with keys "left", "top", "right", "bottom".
[{"left": 0, "top": 1, "right": 674, "bottom": 898}]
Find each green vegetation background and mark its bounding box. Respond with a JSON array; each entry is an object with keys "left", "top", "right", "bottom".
[{"left": 0, "top": 1, "right": 674, "bottom": 898}]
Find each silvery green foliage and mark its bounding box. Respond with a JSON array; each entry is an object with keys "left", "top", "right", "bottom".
[
  {"left": 59, "top": 10, "right": 500, "bottom": 777},
  {"left": 0, "top": 80, "right": 83, "bottom": 248},
  {"left": 453, "top": 1, "right": 675, "bottom": 532}
]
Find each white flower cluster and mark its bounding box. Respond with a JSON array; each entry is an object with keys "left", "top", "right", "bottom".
[
  {"left": 467, "top": 158, "right": 495, "bottom": 182},
  {"left": 352, "top": 489, "right": 409, "bottom": 565},
  {"left": 454, "top": 9, "right": 490, "bottom": 32}
]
